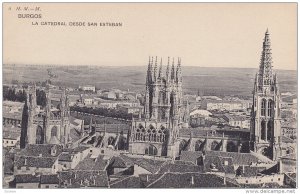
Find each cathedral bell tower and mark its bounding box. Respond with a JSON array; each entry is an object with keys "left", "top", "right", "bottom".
[{"left": 250, "top": 30, "right": 282, "bottom": 161}]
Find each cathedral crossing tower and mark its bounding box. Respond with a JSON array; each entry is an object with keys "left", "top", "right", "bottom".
[{"left": 250, "top": 30, "right": 282, "bottom": 161}]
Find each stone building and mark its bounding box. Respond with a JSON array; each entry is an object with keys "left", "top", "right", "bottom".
[
  {"left": 250, "top": 30, "right": 287, "bottom": 160},
  {"left": 129, "top": 57, "right": 189, "bottom": 158},
  {"left": 22, "top": 83, "right": 71, "bottom": 147}
]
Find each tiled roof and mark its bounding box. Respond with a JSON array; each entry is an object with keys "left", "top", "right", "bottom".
[
  {"left": 58, "top": 170, "right": 108, "bottom": 188},
  {"left": 95, "top": 124, "right": 130, "bottom": 134},
  {"left": 157, "top": 161, "right": 204, "bottom": 174},
  {"left": 205, "top": 151, "right": 272, "bottom": 165},
  {"left": 15, "top": 174, "right": 40, "bottom": 183},
  {"left": 4, "top": 153, "right": 14, "bottom": 175},
  {"left": 109, "top": 176, "right": 142, "bottom": 188},
  {"left": 40, "top": 174, "right": 59, "bottom": 184},
  {"left": 109, "top": 156, "right": 132, "bottom": 168},
  {"left": 58, "top": 153, "right": 73, "bottom": 162},
  {"left": 203, "top": 155, "right": 235, "bottom": 174},
  {"left": 121, "top": 155, "right": 166, "bottom": 174},
  {"left": 180, "top": 151, "right": 203, "bottom": 164},
  {"left": 15, "top": 155, "right": 57, "bottom": 168},
  {"left": 75, "top": 154, "right": 108, "bottom": 171},
  {"left": 3, "top": 131, "right": 20, "bottom": 140},
  {"left": 20, "top": 144, "right": 63, "bottom": 158},
  {"left": 236, "top": 166, "right": 266, "bottom": 177},
  {"left": 147, "top": 172, "right": 240, "bottom": 188}
]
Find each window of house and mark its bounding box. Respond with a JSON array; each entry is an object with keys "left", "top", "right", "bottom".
[
  {"left": 278, "top": 178, "right": 280, "bottom": 181},
  {"left": 45, "top": 185, "right": 49, "bottom": 188},
  {"left": 101, "top": 150, "right": 104, "bottom": 154},
  {"left": 17, "top": 166, "right": 21, "bottom": 170},
  {"left": 223, "top": 161, "right": 228, "bottom": 166},
  {"left": 26, "top": 166, "right": 30, "bottom": 170},
  {"left": 245, "top": 180, "right": 248, "bottom": 183},
  {"left": 6, "top": 141, "right": 8, "bottom": 144}
]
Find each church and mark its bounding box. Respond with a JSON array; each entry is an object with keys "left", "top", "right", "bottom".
[
  {"left": 21, "top": 83, "right": 71, "bottom": 148},
  {"left": 249, "top": 30, "right": 294, "bottom": 160},
  {"left": 128, "top": 57, "right": 189, "bottom": 158}
]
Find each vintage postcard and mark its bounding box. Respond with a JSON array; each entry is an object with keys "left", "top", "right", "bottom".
[{"left": 2, "top": 2, "right": 297, "bottom": 191}]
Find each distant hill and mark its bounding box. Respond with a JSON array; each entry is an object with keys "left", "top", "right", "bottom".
[{"left": 3, "top": 64, "right": 297, "bottom": 98}]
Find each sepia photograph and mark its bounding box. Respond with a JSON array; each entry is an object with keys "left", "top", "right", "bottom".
[{"left": 2, "top": 2, "right": 297, "bottom": 191}]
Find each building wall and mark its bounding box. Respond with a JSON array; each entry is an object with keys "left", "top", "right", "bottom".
[
  {"left": 16, "top": 182, "right": 39, "bottom": 189},
  {"left": 3, "top": 138, "right": 19, "bottom": 147},
  {"left": 236, "top": 174, "right": 284, "bottom": 185},
  {"left": 40, "top": 184, "right": 59, "bottom": 189}
]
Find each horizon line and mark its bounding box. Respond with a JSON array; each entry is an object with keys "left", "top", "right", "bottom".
[{"left": 3, "top": 63, "right": 297, "bottom": 71}]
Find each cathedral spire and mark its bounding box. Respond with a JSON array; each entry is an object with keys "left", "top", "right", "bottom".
[
  {"left": 176, "top": 57, "right": 182, "bottom": 82},
  {"left": 258, "top": 29, "right": 273, "bottom": 86},
  {"left": 166, "top": 57, "right": 170, "bottom": 81},
  {"left": 171, "top": 58, "right": 175, "bottom": 80},
  {"left": 153, "top": 56, "right": 158, "bottom": 81},
  {"left": 158, "top": 57, "right": 163, "bottom": 79}
]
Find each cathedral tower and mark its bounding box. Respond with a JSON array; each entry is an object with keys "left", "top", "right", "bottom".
[
  {"left": 250, "top": 30, "right": 282, "bottom": 160},
  {"left": 129, "top": 57, "right": 188, "bottom": 158}
]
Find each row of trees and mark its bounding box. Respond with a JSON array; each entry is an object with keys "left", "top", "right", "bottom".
[
  {"left": 3, "top": 86, "right": 47, "bottom": 107},
  {"left": 70, "top": 106, "right": 134, "bottom": 120},
  {"left": 3, "top": 86, "right": 27, "bottom": 102}
]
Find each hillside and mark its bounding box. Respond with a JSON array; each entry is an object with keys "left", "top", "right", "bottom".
[{"left": 3, "top": 64, "right": 297, "bottom": 98}]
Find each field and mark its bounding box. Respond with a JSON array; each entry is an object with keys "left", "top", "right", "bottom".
[{"left": 3, "top": 64, "right": 297, "bottom": 98}]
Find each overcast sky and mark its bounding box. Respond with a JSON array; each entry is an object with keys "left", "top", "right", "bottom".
[{"left": 3, "top": 3, "right": 297, "bottom": 70}]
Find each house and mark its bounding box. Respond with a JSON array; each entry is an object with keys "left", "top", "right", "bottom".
[
  {"left": 146, "top": 172, "right": 240, "bottom": 188},
  {"left": 40, "top": 174, "right": 59, "bottom": 188},
  {"left": 79, "top": 85, "right": 95, "bottom": 92},
  {"left": 58, "top": 146, "right": 90, "bottom": 170},
  {"left": 15, "top": 174, "right": 40, "bottom": 189},
  {"left": 223, "top": 114, "right": 250, "bottom": 129},
  {"left": 3, "top": 129, "right": 21, "bottom": 148},
  {"left": 14, "top": 155, "right": 59, "bottom": 175},
  {"left": 58, "top": 170, "right": 109, "bottom": 188}
]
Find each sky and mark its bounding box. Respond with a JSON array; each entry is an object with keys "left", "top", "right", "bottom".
[{"left": 3, "top": 3, "right": 297, "bottom": 70}]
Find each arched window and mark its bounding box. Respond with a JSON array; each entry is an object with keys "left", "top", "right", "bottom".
[
  {"left": 149, "top": 145, "right": 157, "bottom": 155},
  {"left": 36, "top": 126, "right": 44, "bottom": 144},
  {"left": 211, "top": 141, "right": 220, "bottom": 151},
  {"left": 108, "top": 136, "right": 115, "bottom": 146},
  {"left": 267, "top": 121, "right": 272, "bottom": 141},
  {"left": 179, "top": 140, "right": 187, "bottom": 155},
  {"left": 195, "top": 140, "right": 204, "bottom": 152},
  {"left": 261, "top": 121, "right": 266, "bottom": 140},
  {"left": 145, "top": 144, "right": 157, "bottom": 156},
  {"left": 261, "top": 99, "right": 266, "bottom": 116},
  {"left": 51, "top": 126, "right": 58, "bottom": 137},
  {"left": 267, "top": 100, "right": 273, "bottom": 117}
]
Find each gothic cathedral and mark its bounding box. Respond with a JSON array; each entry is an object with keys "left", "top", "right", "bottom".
[
  {"left": 24, "top": 83, "right": 71, "bottom": 147},
  {"left": 129, "top": 57, "right": 189, "bottom": 158},
  {"left": 250, "top": 30, "right": 282, "bottom": 160}
]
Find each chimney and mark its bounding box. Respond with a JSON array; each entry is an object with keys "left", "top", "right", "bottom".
[
  {"left": 24, "top": 158, "right": 27, "bottom": 166},
  {"left": 80, "top": 179, "right": 83, "bottom": 185},
  {"left": 146, "top": 175, "right": 149, "bottom": 182},
  {"left": 223, "top": 175, "right": 226, "bottom": 186},
  {"left": 191, "top": 176, "right": 194, "bottom": 185},
  {"left": 93, "top": 179, "right": 96, "bottom": 185},
  {"left": 74, "top": 173, "right": 77, "bottom": 179},
  {"left": 69, "top": 179, "right": 72, "bottom": 185}
]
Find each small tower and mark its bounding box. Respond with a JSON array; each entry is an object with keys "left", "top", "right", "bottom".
[{"left": 250, "top": 29, "right": 282, "bottom": 161}]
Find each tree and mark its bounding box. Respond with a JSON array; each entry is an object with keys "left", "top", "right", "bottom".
[{"left": 20, "top": 98, "right": 28, "bottom": 149}]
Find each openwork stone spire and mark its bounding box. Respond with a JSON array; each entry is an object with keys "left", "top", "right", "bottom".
[{"left": 258, "top": 29, "right": 273, "bottom": 86}]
